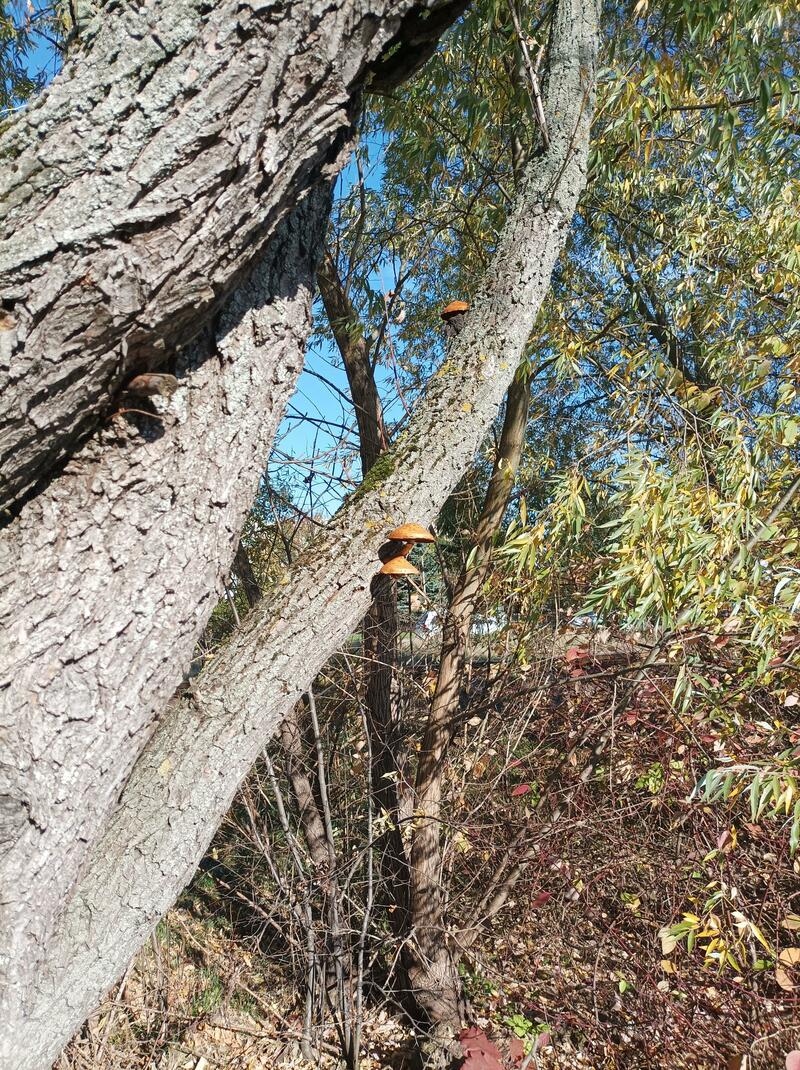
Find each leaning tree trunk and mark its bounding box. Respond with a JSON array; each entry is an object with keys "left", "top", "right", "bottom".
[
  {"left": 0, "top": 185, "right": 330, "bottom": 1047},
  {"left": 405, "top": 370, "right": 531, "bottom": 1066},
  {"left": 9, "top": 0, "right": 597, "bottom": 1062},
  {"left": 0, "top": 0, "right": 467, "bottom": 1036}
]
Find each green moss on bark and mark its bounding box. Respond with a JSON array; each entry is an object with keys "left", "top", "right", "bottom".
[{"left": 348, "top": 450, "right": 398, "bottom": 504}]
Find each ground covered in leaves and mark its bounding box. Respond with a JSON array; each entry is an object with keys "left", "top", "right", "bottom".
[{"left": 62, "top": 629, "right": 800, "bottom": 1070}]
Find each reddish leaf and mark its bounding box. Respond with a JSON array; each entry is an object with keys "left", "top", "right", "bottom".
[
  {"left": 508, "top": 1036, "right": 525, "bottom": 1064},
  {"left": 511, "top": 784, "right": 531, "bottom": 797},
  {"left": 717, "top": 829, "right": 733, "bottom": 852},
  {"left": 564, "top": 646, "right": 587, "bottom": 663},
  {"left": 535, "top": 1032, "right": 552, "bottom": 1052},
  {"left": 507, "top": 758, "right": 524, "bottom": 769},
  {"left": 532, "top": 891, "right": 552, "bottom": 909},
  {"left": 458, "top": 1028, "right": 504, "bottom": 1070}
]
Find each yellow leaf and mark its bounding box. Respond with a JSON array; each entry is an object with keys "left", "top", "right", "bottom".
[
  {"left": 659, "top": 928, "right": 679, "bottom": 954},
  {"left": 452, "top": 831, "right": 472, "bottom": 853},
  {"left": 461, "top": 402, "right": 473, "bottom": 414},
  {"left": 661, "top": 959, "right": 675, "bottom": 974},
  {"left": 750, "top": 922, "right": 771, "bottom": 952}
]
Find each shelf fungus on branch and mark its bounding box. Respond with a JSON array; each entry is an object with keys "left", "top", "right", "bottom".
[
  {"left": 115, "top": 372, "right": 179, "bottom": 420},
  {"left": 440, "top": 299, "right": 469, "bottom": 337},
  {"left": 386, "top": 523, "right": 436, "bottom": 544},
  {"left": 379, "top": 555, "right": 420, "bottom": 577},
  {"left": 123, "top": 373, "right": 179, "bottom": 399},
  {"left": 378, "top": 522, "right": 435, "bottom": 577}
]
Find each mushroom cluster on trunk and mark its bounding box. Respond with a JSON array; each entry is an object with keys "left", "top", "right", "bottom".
[{"left": 378, "top": 523, "right": 435, "bottom": 577}]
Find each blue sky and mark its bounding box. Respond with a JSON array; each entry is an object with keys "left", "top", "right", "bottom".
[{"left": 272, "top": 147, "right": 409, "bottom": 515}]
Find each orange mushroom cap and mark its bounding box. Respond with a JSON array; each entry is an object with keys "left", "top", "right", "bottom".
[
  {"left": 380, "top": 556, "right": 420, "bottom": 577},
  {"left": 386, "top": 523, "right": 435, "bottom": 543},
  {"left": 440, "top": 300, "right": 469, "bottom": 319}
]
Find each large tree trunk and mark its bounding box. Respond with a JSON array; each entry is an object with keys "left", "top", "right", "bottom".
[
  {"left": 7, "top": 0, "right": 597, "bottom": 1061},
  {"left": 0, "top": 185, "right": 331, "bottom": 1044},
  {"left": 0, "top": 0, "right": 467, "bottom": 1036}
]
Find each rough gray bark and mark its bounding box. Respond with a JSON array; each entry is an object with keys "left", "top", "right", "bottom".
[
  {"left": 0, "top": 0, "right": 464, "bottom": 516},
  {"left": 13, "top": 2, "right": 597, "bottom": 1063},
  {"left": 0, "top": 0, "right": 470, "bottom": 1040},
  {"left": 0, "top": 185, "right": 331, "bottom": 1055}
]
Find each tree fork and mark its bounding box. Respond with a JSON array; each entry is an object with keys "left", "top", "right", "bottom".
[{"left": 10, "top": 1, "right": 598, "bottom": 1062}]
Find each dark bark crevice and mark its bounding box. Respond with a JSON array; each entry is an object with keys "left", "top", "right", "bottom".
[{"left": 367, "top": 0, "right": 471, "bottom": 93}]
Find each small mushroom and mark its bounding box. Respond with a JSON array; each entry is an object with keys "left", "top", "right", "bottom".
[
  {"left": 440, "top": 300, "right": 469, "bottom": 337},
  {"left": 386, "top": 523, "right": 435, "bottom": 544},
  {"left": 379, "top": 556, "right": 420, "bottom": 577},
  {"left": 378, "top": 524, "right": 434, "bottom": 575},
  {"left": 124, "top": 373, "right": 179, "bottom": 399}
]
